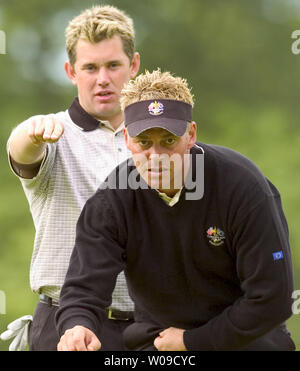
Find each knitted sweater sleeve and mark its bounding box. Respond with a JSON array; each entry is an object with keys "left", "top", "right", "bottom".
[{"left": 55, "top": 189, "right": 126, "bottom": 339}]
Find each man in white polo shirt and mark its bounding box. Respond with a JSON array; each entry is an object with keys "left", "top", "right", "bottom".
[{"left": 3, "top": 5, "right": 140, "bottom": 351}]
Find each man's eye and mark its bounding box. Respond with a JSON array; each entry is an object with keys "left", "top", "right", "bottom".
[
  {"left": 165, "top": 138, "right": 176, "bottom": 145},
  {"left": 139, "top": 140, "right": 150, "bottom": 147},
  {"left": 109, "top": 62, "right": 120, "bottom": 69},
  {"left": 84, "top": 65, "right": 96, "bottom": 71}
]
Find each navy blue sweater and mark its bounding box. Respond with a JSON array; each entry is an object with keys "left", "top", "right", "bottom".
[{"left": 56, "top": 144, "right": 295, "bottom": 350}]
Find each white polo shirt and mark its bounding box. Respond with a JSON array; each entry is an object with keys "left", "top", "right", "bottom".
[{"left": 7, "top": 98, "right": 133, "bottom": 311}]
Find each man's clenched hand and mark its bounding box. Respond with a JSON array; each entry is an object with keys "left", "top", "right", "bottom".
[
  {"left": 57, "top": 325, "right": 101, "bottom": 351},
  {"left": 154, "top": 327, "right": 187, "bottom": 351},
  {"left": 27, "top": 116, "right": 64, "bottom": 144}
]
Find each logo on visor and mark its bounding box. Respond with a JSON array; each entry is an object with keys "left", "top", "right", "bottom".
[{"left": 148, "top": 101, "right": 164, "bottom": 116}]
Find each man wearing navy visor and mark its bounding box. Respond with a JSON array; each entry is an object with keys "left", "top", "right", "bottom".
[{"left": 56, "top": 69, "right": 295, "bottom": 351}]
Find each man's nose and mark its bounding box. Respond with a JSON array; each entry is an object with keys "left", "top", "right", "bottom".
[
  {"left": 146, "top": 144, "right": 166, "bottom": 159},
  {"left": 97, "top": 67, "right": 110, "bottom": 86}
]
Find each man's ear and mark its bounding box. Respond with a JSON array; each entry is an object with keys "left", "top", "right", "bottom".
[
  {"left": 123, "top": 128, "right": 129, "bottom": 148},
  {"left": 64, "top": 61, "right": 77, "bottom": 86},
  {"left": 187, "top": 121, "right": 197, "bottom": 149},
  {"left": 130, "top": 52, "right": 140, "bottom": 79}
]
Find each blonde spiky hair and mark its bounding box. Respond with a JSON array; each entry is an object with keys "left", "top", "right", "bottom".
[
  {"left": 120, "top": 69, "right": 194, "bottom": 110},
  {"left": 65, "top": 5, "right": 135, "bottom": 66}
]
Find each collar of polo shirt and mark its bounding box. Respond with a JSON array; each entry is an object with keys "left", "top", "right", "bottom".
[{"left": 68, "top": 97, "right": 102, "bottom": 131}]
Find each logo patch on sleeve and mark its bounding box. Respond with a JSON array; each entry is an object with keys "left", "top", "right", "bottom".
[{"left": 273, "top": 251, "right": 284, "bottom": 261}]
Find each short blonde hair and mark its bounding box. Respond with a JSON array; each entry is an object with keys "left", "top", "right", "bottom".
[
  {"left": 65, "top": 5, "right": 135, "bottom": 66},
  {"left": 120, "top": 69, "right": 194, "bottom": 110}
]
